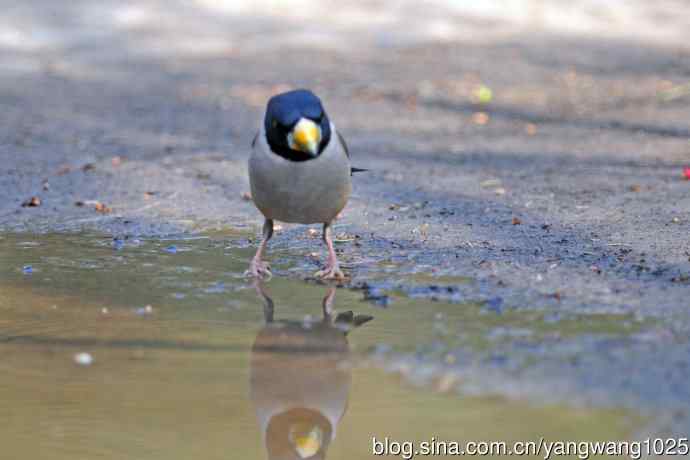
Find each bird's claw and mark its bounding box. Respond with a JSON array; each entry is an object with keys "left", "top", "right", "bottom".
[
  {"left": 314, "top": 265, "right": 346, "bottom": 280},
  {"left": 246, "top": 260, "right": 272, "bottom": 279}
]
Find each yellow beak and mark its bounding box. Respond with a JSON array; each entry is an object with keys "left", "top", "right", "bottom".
[
  {"left": 290, "top": 424, "right": 323, "bottom": 458},
  {"left": 289, "top": 118, "right": 321, "bottom": 156}
]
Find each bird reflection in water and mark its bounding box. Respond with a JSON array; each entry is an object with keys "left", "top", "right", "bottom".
[{"left": 250, "top": 281, "right": 373, "bottom": 460}]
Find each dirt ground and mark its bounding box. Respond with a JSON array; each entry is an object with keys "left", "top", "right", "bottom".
[{"left": 1, "top": 0, "right": 689, "bottom": 435}]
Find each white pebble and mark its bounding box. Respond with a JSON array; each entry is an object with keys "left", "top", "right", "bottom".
[
  {"left": 136, "top": 305, "right": 154, "bottom": 315},
  {"left": 74, "top": 352, "right": 93, "bottom": 366}
]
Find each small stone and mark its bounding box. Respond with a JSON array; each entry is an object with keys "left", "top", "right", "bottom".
[
  {"left": 94, "top": 202, "right": 111, "bottom": 214},
  {"left": 511, "top": 217, "right": 522, "bottom": 225},
  {"left": 136, "top": 305, "right": 154, "bottom": 315},
  {"left": 74, "top": 352, "right": 93, "bottom": 366},
  {"left": 21, "top": 196, "right": 41, "bottom": 207},
  {"left": 241, "top": 191, "right": 252, "bottom": 201},
  {"left": 472, "top": 112, "right": 489, "bottom": 125}
]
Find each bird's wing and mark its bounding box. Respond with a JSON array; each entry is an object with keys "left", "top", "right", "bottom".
[
  {"left": 336, "top": 131, "right": 350, "bottom": 158},
  {"left": 337, "top": 130, "right": 368, "bottom": 174}
]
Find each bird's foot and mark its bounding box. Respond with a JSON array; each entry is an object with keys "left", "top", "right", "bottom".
[
  {"left": 246, "top": 259, "right": 272, "bottom": 278},
  {"left": 314, "top": 264, "right": 346, "bottom": 280}
]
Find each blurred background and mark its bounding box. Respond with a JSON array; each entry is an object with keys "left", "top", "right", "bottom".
[{"left": 2, "top": 0, "right": 689, "bottom": 233}]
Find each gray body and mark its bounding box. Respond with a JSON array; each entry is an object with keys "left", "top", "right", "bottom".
[{"left": 249, "top": 123, "right": 352, "bottom": 224}]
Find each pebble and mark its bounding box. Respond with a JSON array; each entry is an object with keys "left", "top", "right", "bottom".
[
  {"left": 136, "top": 305, "right": 154, "bottom": 315},
  {"left": 472, "top": 111, "right": 489, "bottom": 125},
  {"left": 74, "top": 352, "right": 93, "bottom": 366}
]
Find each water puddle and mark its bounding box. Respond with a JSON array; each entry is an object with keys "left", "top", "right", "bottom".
[{"left": 1, "top": 233, "right": 643, "bottom": 459}]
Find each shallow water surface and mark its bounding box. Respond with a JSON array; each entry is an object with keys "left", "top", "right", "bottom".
[{"left": 0, "top": 233, "right": 641, "bottom": 459}]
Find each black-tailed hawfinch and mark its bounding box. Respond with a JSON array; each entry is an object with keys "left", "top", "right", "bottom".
[{"left": 248, "top": 89, "right": 363, "bottom": 279}]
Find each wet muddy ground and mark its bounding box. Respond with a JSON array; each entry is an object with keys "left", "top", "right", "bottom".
[{"left": 1, "top": 0, "right": 690, "bottom": 445}]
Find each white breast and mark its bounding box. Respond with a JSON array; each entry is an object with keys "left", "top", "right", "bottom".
[{"left": 249, "top": 123, "right": 352, "bottom": 224}]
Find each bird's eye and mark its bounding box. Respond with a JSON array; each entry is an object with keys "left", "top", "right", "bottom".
[{"left": 271, "top": 120, "right": 278, "bottom": 128}]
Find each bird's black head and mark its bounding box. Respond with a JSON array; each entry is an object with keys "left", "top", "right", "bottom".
[{"left": 264, "top": 89, "right": 332, "bottom": 162}]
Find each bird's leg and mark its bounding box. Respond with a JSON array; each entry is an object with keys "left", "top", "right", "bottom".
[
  {"left": 253, "top": 279, "right": 275, "bottom": 323},
  {"left": 248, "top": 219, "right": 273, "bottom": 278},
  {"left": 314, "top": 222, "right": 346, "bottom": 280},
  {"left": 321, "top": 287, "right": 337, "bottom": 321}
]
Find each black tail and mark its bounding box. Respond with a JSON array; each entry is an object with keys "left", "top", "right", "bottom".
[{"left": 351, "top": 167, "right": 368, "bottom": 175}]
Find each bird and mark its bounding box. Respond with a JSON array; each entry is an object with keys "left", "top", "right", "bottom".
[
  {"left": 250, "top": 281, "right": 373, "bottom": 460},
  {"left": 248, "top": 89, "right": 363, "bottom": 279}
]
